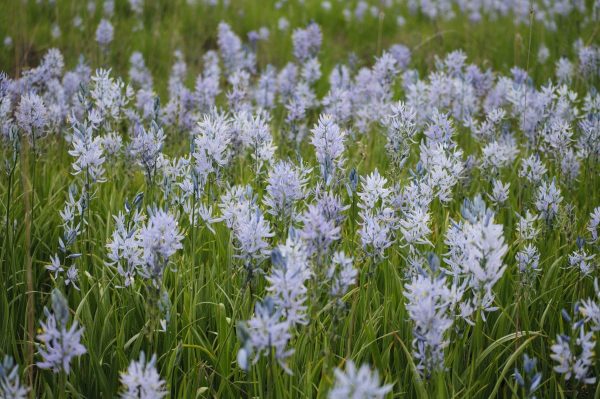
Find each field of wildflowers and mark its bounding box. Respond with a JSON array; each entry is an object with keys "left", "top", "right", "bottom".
[{"left": 1, "top": 0, "right": 600, "bottom": 397}]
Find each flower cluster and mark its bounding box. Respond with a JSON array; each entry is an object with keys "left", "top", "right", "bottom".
[
  {"left": 1, "top": 3, "right": 599, "bottom": 397},
  {"left": 37, "top": 290, "right": 87, "bottom": 374}
]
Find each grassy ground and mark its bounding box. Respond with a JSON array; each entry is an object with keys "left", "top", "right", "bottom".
[
  {"left": 1, "top": 0, "right": 596, "bottom": 89},
  {"left": 1, "top": 0, "right": 600, "bottom": 398}
]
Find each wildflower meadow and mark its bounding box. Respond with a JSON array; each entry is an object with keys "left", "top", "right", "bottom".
[{"left": 1, "top": 0, "right": 600, "bottom": 397}]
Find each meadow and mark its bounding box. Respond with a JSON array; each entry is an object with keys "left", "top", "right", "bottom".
[{"left": 0, "top": 0, "right": 599, "bottom": 398}]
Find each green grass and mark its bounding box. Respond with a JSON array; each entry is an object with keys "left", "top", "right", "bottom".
[{"left": 1, "top": 0, "right": 600, "bottom": 398}]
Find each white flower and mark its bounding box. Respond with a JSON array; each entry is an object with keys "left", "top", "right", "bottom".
[
  {"left": 329, "top": 361, "right": 392, "bottom": 399},
  {"left": 419, "top": 141, "right": 464, "bottom": 204},
  {"left": 587, "top": 207, "right": 600, "bottom": 243},
  {"left": 16, "top": 92, "right": 48, "bottom": 139},
  {"left": 580, "top": 281, "right": 600, "bottom": 331},
  {"left": 568, "top": 248, "right": 596, "bottom": 277},
  {"left": 266, "top": 236, "right": 311, "bottom": 326},
  {"left": 519, "top": 154, "right": 547, "bottom": 185},
  {"left": 444, "top": 196, "right": 507, "bottom": 322},
  {"left": 382, "top": 101, "right": 417, "bottom": 169},
  {"left": 405, "top": 273, "right": 455, "bottom": 375},
  {"left": 46, "top": 254, "right": 63, "bottom": 278},
  {"left": 551, "top": 325, "right": 596, "bottom": 385},
  {"left": 535, "top": 179, "right": 562, "bottom": 223},
  {"left": 399, "top": 206, "right": 432, "bottom": 247},
  {"left": 37, "top": 290, "right": 86, "bottom": 374},
  {"left": 193, "top": 112, "right": 232, "bottom": 182},
  {"left": 234, "top": 209, "right": 274, "bottom": 262},
  {"left": 129, "top": 121, "right": 165, "bottom": 182},
  {"left": 0, "top": 356, "right": 29, "bottom": 399},
  {"left": 68, "top": 120, "right": 106, "bottom": 183},
  {"left": 120, "top": 352, "right": 167, "bottom": 399},
  {"left": 358, "top": 170, "right": 391, "bottom": 211},
  {"left": 90, "top": 69, "right": 131, "bottom": 124},
  {"left": 488, "top": 180, "right": 509, "bottom": 206},
  {"left": 515, "top": 211, "right": 540, "bottom": 242},
  {"left": 139, "top": 210, "right": 183, "bottom": 281},
  {"left": 96, "top": 19, "right": 114, "bottom": 47},
  {"left": 328, "top": 251, "right": 357, "bottom": 298},
  {"left": 311, "top": 114, "right": 346, "bottom": 185},
  {"left": 237, "top": 298, "right": 294, "bottom": 373},
  {"left": 263, "top": 160, "right": 310, "bottom": 220}
]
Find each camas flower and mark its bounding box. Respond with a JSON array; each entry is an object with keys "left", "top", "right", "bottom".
[
  {"left": 535, "top": 179, "right": 562, "bottom": 224},
  {"left": 139, "top": 209, "right": 183, "bottom": 282},
  {"left": 555, "top": 58, "right": 574, "bottom": 83},
  {"left": 516, "top": 244, "right": 540, "bottom": 286},
  {"left": 234, "top": 209, "right": 274, "bottom": 262},
  {"left": 120, "top": 352, "right": 167, "bottom": 399},
  {"left": 550, "top": 308, "right": 596, "bottom": 385},
  {"left": 419, "top": 141, "right": 464, "bottom": 204},
  {"left": 404, "top": 255, "right": 460, "bottom": 377},
  {"left": 129, "top": 121, "right": 165, "bottom": 183},
  {"left": 538, "top": 45, "right": 550, "bottom": 63},
  {"left": 37, "top": 289, "right": 86, "bottom": 374},
  {"left": 0, "top": 356, "right": 29, "bottom": 399},
  {"left": 587, "top": 207, "right": 600, "bottom": 243},
  {"left": 519, "top": 154, "right": 547, "bottom": 185},
  {"left": 299, "top": 203, "right": 341, "bottom": 258},
  {"left": 315, "top": 187, "right": 349, "bottom": 228},
  {"left": 96, "top": 19, "right": 114, "bottom": 47},
  {"left": 106, "top": 206, "right": 145, "bottom": 287},
  {"left": 254, "top": 65, "right": 277, "bottom": 109},
  {"left": 65, "top": 265, "right": 80, "bottom": 291},
  {"left": 399, "top": 206, "right": 432, "bottom": 247},
  {"left": 322, "top": 87, "right": 352, "bottom": 125},
  {"left": 192, "top": 112, "right": 232, "bottom": 183},
  {"left": 328, "top": 251, "right": 357, "bottom": 298},
  {"left": 195, "top": 51, "right": 221, "bottom": 112},
  {"left": 236, "top": 111, "right": 276, "bottom": 174},
  {"left": 217, "top": 22, "right": 255, "bottom": 75},
  {"left": 263, "top": 160, "right": 310, "bottom": 221},
  {"left": 388, "top": 44, "right": 411, "bottom": 70},
  {"left": 481, "top": 137, "right": 519, "bottom": 173},
  {"left": 579, "top": 280, "right": 600, "bottom": 332},
  {"left": 68, "top": 119, "right": 106, "bottom": 183},
  {"left": 382, "top": 101, "right": 417, "bottom": 169},
  {"left": 129, "top": 52, "right": 154, "bottom": 91},
  {"left": 513, "top": 354, "right": 542, "bottom": 399},
  {"left": 266, "top": 235, "right": 311, "bottom": 326},
  {"left": 373, "top": 52, "right": 398, "bottom": 87},
  {"left": 444, "top": 196, "right": 507, "bottom": 323},
  {"left": 311, "top": 114, "right": 346, "bottom": 185},
  {"left": 129, "top": 0, "right": 144, "bottom": 15},
  {"left": 488, "top": 180, "right": 510, "bottom": 206},
  {"left": 358, "top": 170, "right": 391, "bottom": 211},
  {"left": 328, "top": 360, "right": 392, "bottom": 399},
  {"left": 237, "top": 297, "right": 294, "bottom": 373},
  {"left": 515, "top": 211, "right": 540, "bottom": 242},
  {"left": 90, "top": 68, "right": 131, "bottom": 124},
  {"left": 292, "top": 23, "right": 322, "bottom": 62},
  {"left": 45, "top": 254, "right": 64, "bottom": 282},
  {"left": 568, "top": 248, "right": 596, "bottom": 277},
  {"left": 301, "top": 58, "right": 322, "bottom": 84},
  {"left": 577, "top": 46, "right": 599, "bottom": 78},
  {"left": 16, "top": 92, "right": 48, "bottom": 140},
  {"left": 358, "top": 170, "right": 395, "bottom": 258}
]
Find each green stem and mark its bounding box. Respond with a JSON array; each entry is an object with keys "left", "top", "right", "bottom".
[
  {"left": 59, "top": 372, "right": 67, "bottom": 399},
  {"left": 4, "top": 165, "right": 14, "bottom": 284}
]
